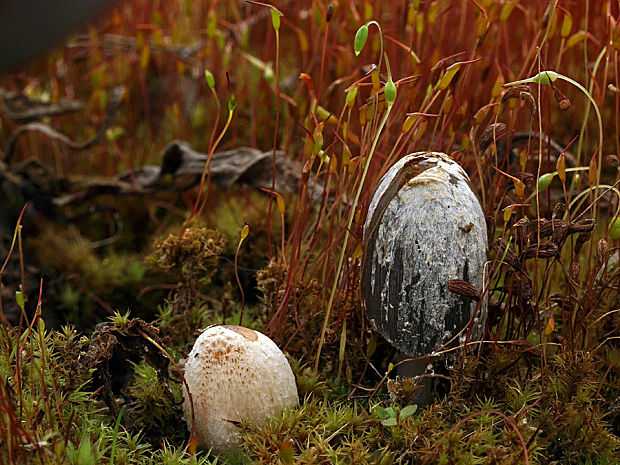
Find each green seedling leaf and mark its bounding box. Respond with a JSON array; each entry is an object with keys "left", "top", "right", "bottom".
[
  {"left": 399, "top": 404, "right": 418, "bottom": 418},
  {"left": 402, "top": 114, "right": 417, "bottom": 133},
  {"left": 385, "top": 406, "right": 396, "bottom": 418},
  {"left": 316, "top": 106, "right": 338, "bottom": 124},
  {"left": 373, "top": 405, "right": 388, "bottom": 420},
  {"left": 538, "top": 173, "right": 554, "bottom": 191},
  {"left": 271, "top": 8, "right": 282, "bottom": 31},
  {"left": 382, "top": 417, "right": 398, "bottom": 427},
  {"left": 263, "top": 64, "right": 275, "bottom": 84},
  {"left": 384, "top": 77, "right": 397, "bottom": 106},
  {"left": 240, "top": 223, "right": 250, "bottom": 241},
  {"left": 206, "top": 13, "right": 217, "bottom": 38},
  {"left": 313, "top": 125, "right": 324, "bottom": 154},
  {"left": 354, "top": 24, "right": 369, "bottom": 55},
  {"left": 437, "top": 64, "right": 460, "bottom": 90},
  {"left": 109, "top": 405, "right": 126, "bottom": 465},
  {"left": 228, "top": 95, "right": 237, "bottom": 112},
  {"left": 204, "top": 69, "right": 215, "bottom": 89},
  {"left": 504, "top": 71, "right": 559, "bottom": 87},
  {"left": 561, "top": 12, "right": 573, "bottom": 38},
  {"left": 371, "top": 69, "right": 380, "bottom": 92},
  {"left": 76, "top": 432, "right": 95, "bottom": 465},
  {"left": 345, "top": 86, "right": 358, "bottom": 107},
  {"left": 531, "top": 71, "right": 559, "bottom": 85},
  {"left": 15, "top": 291, "right": 24, "bottom": 308},
  {"left": 566, "top": 30, "right": 587, "bottom": 49}
]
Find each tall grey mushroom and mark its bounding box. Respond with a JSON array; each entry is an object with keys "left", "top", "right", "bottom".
[{"left": 361, "top": 152, "right": 487, "bottom": 399}]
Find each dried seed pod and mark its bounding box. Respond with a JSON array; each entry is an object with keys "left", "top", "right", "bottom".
[
  {"left": 520, "top": 91, "right": 537, "bottom": 116},
  {"left": 519, "top": 279, "right": 534, "bottom": 303},
  {"left": 493, "top": 238, "right": 520, "bottom": 270},
  {"left": 325, "top": 3, "right": 334, "bottom": 22},
  {"left": 529, "top": 218, "right": 566, "bottom": 242},
  {"left": 501, "top": 192, "right": 518, "bottom": 210},
  {"left": 569, "top": 261, "right": 580, "bottom": 280},
  {"left": 552, "top": 202, "right": 566, "bottom": 219},
  {"left": 501, "top": 85, "right": 529, "bottom": 104},
  {"left": 597, "top": 239, "right": 608, "bottom": 260},
  {"left": 570, "top": 218, "right": 595, "bottom": 233},
  {"left": 551, "top": 85, "right": 571, "bottom": 111},
  {"left": 486, "top": 216, "right": 496, "bottom": 244},
  {"left": 522, "top": 242, "right": 558, "bottom": 259},
  {"left": 558, "top": 98, "right": 571, "bottom": 111},
  {"left": 551, "top": 221, "right": 570, "bottom": 245},
  {"left": 479, "top": 123, "right": 507, "bottom": 154},
  {"left": 513, "top": 218, "right": 529, "bottom": 245},
  {"left": 362, "top": 152, "right": 487, "bottom": 358},
  {"left": 448, "top": 279, "right": 481, "bottom": 301},
  {"left": 605, "top": 154, "right": 619, "bottom": 167}
]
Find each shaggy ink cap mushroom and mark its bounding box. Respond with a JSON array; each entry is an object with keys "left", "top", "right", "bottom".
[
  {"left": 362, "top": 152, "right": 488, "bottom": 361},
  {"left": 182, "top": 325, "right": 298, "bottom": 455}
]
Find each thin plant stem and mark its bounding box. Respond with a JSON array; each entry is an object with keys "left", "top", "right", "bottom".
[
  {"left": 314, "top": 105, "right": 392, "bottom": 372},
  {"left": 234, "top": 223, "right": 249, "bottom": 325},
  {"left": 180, "top": 106, "right": 234, "bottom": 240}
]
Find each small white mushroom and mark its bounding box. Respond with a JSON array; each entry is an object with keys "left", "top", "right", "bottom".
[{"left": 182, "top": 325, "right": 298, "bottom": 455}]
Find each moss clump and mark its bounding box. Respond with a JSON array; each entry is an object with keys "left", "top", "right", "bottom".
[
  {"left": 0, "top": 314, "right": 218, "bottom": 465},
  {"left": 238, "top": 351, "right": 619, "bottom": 464},
  {"left": 146, "top": 226, "right": 224, "bottom": 342}
]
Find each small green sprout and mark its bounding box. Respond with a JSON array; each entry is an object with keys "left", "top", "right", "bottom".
[
  {"left": 383, "top": 55, "right": 397, "bottom": 107},
  {"left": 270, "top": 7, "right": 282, "bottom": 31},
  {"left": 15, "top": 291, "right": 25, "bottom": 310},
  {"left": 354, "top": 24, "right": 369, "bottom": 55},
  {"left": 345, "top": 86, "right": 358, "bottom": 107},
  {"left": 537, "top": 173, "right": 555, "bottom": 192},
  {"left": 109, "top": 310, "right": 131, "bottom": 327},
  {"left": 373, "top": 403, "right": 418, "bottom": 427},
  {"left": 352, "top": 20, "right": 384, "bottom": 71},
  {"left": 204, "top": 69, "right": 215, "bottom": 89},
  {"left": 228, "top": 94, "right": 237, "bottom": 112}
]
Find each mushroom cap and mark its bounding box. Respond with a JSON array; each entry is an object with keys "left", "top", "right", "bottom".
[
  {"left": 182, "top": 325, "right": 298, "bottom": 455},
  {"left": 362, "top": 152, "right": 488, "bottom": 357}
]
